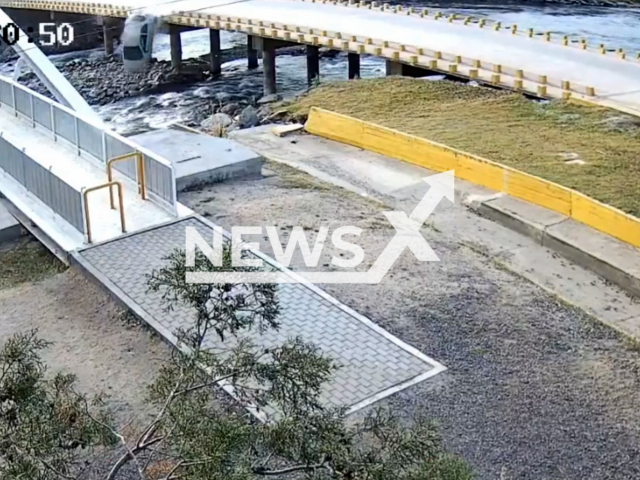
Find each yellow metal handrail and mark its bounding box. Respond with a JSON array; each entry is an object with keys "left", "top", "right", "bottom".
[
  {"left": 83, "top": 181, "right": 126, "bottom": 244},
  {"left": 106, "top": 152, "right": 147, "bottom": 209}
]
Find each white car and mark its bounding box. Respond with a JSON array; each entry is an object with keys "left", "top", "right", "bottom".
[{"left": 121, "top": 13, "right": 156, "bottom": 72}]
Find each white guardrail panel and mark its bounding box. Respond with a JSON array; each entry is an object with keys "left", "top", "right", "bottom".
[
  {"left": 0, "top": 128, "right": 85, "bottom": 233},
  {"left": 0, "top": 74, "right": 178, "bottom": 214}
]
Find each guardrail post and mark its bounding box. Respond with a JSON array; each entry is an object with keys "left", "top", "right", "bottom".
[
  {"left": 10, "top": 84, "right": 16, "bottom": 116},
  {"left": 101, "top": 131, "right": 107, "bottom": 163},
  {"left": 50, "top": 105, "right": 57, "bottom": 142},
  {"left": 29, "top": 93, "right": 35, "bottom": 127},
  {"left": 74, "top": 117, "right": 80, "bottom": 155}
]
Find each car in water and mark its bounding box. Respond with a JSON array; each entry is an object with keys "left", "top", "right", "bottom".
[{"left": 121, "top": 13, "right": 156, "bottom": 72}]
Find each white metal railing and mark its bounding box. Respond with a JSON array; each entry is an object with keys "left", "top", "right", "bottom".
[
  {"left": 0, "top": 133, "right": 86, "bottom": 232},
  {"left": 0, "top": 75, "right": 177, "bottom": 214}
]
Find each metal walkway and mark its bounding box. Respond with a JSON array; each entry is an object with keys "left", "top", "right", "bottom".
[{"left": 0, "top": 73, "right": 182, "bottom": 251}]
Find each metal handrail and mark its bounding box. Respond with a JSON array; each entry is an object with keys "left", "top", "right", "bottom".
[
  {"left": 106, "top": 152, "right": 146, "bottom": 209},
  {"left": 83, "top": 181, "right": 126, "bottom": 244}
]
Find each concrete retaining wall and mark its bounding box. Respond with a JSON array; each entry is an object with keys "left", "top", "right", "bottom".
[{"left": 305, "top": 106, "right": 640, "bottom": 249}]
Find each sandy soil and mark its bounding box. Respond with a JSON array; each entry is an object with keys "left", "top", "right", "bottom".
[
  {"left": 180, "top": 161, "right": 640, "bottom": 480},
  {"left": 0, "top": 254, "right": 171, "bottom": 427}
]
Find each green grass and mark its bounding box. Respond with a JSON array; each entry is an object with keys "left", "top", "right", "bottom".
[
  {"left": 283, "top": 78, "right": 640, "bottom": 217},
  {"left": 0, "top": 238, "right": 67, "bottom": 290}
]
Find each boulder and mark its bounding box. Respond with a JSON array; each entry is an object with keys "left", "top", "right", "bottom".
[
  {"left": 238, "top": 106, "right": 259, "bottom": 129},
  {"left": 220, "top": 102, "right": 242, "bottom": 116},
  {"left": 201, "top": 112, "right": 233, "bottom": 130}
]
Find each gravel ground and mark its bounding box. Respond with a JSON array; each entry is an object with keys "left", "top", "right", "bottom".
[{"left": 181, "top": 161, "right": 640, "bottom": 480}]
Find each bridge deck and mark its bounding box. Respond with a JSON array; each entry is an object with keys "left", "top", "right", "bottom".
[{"left": 15, "top": 0, "right": 638, "bottom": 113}]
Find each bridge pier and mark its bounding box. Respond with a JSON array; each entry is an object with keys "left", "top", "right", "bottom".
[
  {"left": 262, "top": 38, "right": 277, "bottom": 95},
  {"left": 306, "top": 45, "right": 320, "bottom": 85},
  {"left": 102, "top": 17, "right": 120, "bottom": 56},
  {"left": 247, "top": 35, "right": 259, "bottom": 69},
  {"left": 385, "top": 60, "right": 434, "bottom": 78},
  {"left": 169, "top": 24, "right": 182, "bottom": 70},
  {"left": 348, "top": 52, "right": 360, "bottom": 79},
  {"left": 209, "top": 29, "right": 221, "bottom": 76}
]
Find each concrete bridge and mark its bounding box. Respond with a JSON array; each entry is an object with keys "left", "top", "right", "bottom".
[{"left": 0, "top": 0, "right": 638, "bottom": 115}]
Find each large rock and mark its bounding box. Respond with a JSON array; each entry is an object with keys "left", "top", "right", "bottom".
[
  {"left": 238, "top": 106, "right": 259, "bottom": 129},
  {"left": 220, "top": 102, "right": 242, "bottom": 116},
  {"left": 201, "top": 112, "right": 233, "bottom": 130}
]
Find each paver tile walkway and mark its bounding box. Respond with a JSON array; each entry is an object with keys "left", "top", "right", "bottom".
[{"left": 76, "top": 216, "right": 444, "bottom": 410}]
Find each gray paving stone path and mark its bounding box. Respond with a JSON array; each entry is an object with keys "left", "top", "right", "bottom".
[{"left": 75, "top": 216, "right": 444, "bottom": 411}]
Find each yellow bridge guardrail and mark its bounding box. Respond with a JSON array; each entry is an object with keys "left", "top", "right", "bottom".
[
  {"left": 327, "top": 0, "right": 640, "bottom": 65},
  {"left": 83, "top": 180, "right": 126, "bottom": 244},
  {"left": 305, "top": 106, "right": 640, "bottom": 249},
  {"left": 5, "top": 0, "right": 640, "bottom": 64},
  {"left": 106, "top": 152, "right": 147, "bottom": 209}
]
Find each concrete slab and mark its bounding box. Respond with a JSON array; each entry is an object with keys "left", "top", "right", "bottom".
[
  {"left": 0, "top": 198, "right": 22, "bottom": 244},
  {"left": 476, "top": 195, "right": 568, "bottom": 245},
  {"left": 130, "top": 129, "right": 263, "bottom": 192},
  {"left": 545, "top": 219, "right": 640, "bottom": 298}
]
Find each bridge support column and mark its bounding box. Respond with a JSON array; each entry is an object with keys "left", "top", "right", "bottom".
[
  {"left": 102, "top": 17, "right": 118, "bottom": 56},
  {"left": 386, "top": 61, "right": 433, "bottom": 78},
  {"left": 348, "top": 52, "right": 360, "bottom": 79},
  {"left": 169, "top": 25, "right": 182, "bottom": 70},
  {"left": 306, "top": 45, "right": 320, "bottom": 86},
  {"left": 262, "top": 38, "right": 277, "bottom": 95},
  {"left": 385, "top": 60, "right": 403, "bottom": 76},
  {"left": 247, "top": 35, "right": 259, "bottom": 69},
  {"left": 209, "top": 29, "right": 221, "bottom": 76}
]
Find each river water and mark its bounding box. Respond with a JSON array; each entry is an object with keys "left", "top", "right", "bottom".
[{"left": 8, "top": 1, "right": 640, "bottom": 134}]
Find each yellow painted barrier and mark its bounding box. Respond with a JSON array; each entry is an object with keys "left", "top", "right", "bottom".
[
  {"left": 305, "top": 107, "right": 640, "bottom": 248},
  {"left": 304, "top": 108, "right": 363, "bottom": 148},
  {"left": 572, "top": 193, "right": 640, "bottom": 247}
]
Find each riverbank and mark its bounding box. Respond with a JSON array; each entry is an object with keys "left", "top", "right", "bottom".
[{"left": 282, "top": 77, "right": 640, "bottom": 217}]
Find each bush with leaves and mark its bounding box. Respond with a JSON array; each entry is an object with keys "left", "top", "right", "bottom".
[
  {"left": 0, "top": 331, "right": 116, "bottom": 480},
  {"left": 0, "top": 246, "right": 472, "bottom": 480}
]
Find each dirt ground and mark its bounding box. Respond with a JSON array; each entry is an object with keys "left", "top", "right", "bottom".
[
  {"left": 0, "top": 238, "right": 171, "bottom": 456},
  {"left": 180, "top": 161, "right": 640, "bottom": 480}
]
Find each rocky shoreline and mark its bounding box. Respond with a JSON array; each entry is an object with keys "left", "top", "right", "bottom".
[{"left": 542, "top": 0, "right": 638, "bottom": 5}]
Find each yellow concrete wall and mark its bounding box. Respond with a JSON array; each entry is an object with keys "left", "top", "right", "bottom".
[{"left": 305, "top": 107, "right": 640, "bottom": 249}]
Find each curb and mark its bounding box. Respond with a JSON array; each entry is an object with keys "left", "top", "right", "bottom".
[{"left": 469, "top": 196, "right": 640, "bottom": 299}]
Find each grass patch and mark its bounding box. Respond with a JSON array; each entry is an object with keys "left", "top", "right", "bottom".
[
  {"left": 0, "top": 238, "right": 67, "bottom": 290},
  {"left": 283, "top": 78, "right": 640, "bottom": 217}
]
